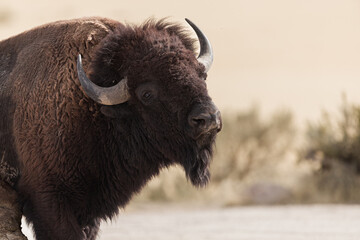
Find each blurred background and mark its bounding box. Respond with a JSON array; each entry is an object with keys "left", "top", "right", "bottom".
[{"left": 2, "top": 0, "right": 360, "bottom": 239}]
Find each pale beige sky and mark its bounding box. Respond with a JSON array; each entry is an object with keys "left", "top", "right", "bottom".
[{"left": 1, "top": 0, "right": 360, "bottom": 124}]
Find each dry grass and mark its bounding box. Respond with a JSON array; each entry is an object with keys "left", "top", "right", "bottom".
[
  {"left": 134, "top": 107, "right": 304, "bottom": 206},
  {"left": 298, "top": 96, "right": 360, "bottom": 203},
  {"left": 133, "top": 100, "right": 360, "bottom": 206}
]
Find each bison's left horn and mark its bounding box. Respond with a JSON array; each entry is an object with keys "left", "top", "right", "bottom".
[
  {"left": 77, "top": 54, "right": 130, "bottom": 105},
  {"left": 185, "top": 18, "right": 213, "bottom": 73}
]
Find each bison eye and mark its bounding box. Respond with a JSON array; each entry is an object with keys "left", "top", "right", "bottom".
[
  {"left": 135, "top": 82, "right": 158, "bottom": 105},
  {"left": 142, "top": 91, "right": 152, "bottom": 100}
]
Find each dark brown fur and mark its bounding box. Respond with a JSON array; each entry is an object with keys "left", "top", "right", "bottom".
[{"left": 0, "top": 17, "right": 219, "bottom": 240}]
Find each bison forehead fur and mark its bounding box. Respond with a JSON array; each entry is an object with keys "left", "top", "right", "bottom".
[{"left": 0, "top": 17, "right": 220, "bottom": 240}]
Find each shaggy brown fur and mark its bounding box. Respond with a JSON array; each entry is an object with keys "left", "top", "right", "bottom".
[{"left": 0, "top": 17, "right": 221, "bottom": 240}]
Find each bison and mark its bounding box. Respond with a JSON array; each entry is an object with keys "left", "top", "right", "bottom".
[{"left": 0, "top": 17, "right": 221, "bottom": 240}]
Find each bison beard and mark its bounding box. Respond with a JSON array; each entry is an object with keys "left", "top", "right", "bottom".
[
  {"left": 0, "top": 17, "right": 221, "bottom": 240},
  {"left": 184, "top": 135, "right": 215, "bottom": 187}
]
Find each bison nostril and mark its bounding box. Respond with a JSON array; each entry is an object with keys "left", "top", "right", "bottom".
[
  {"left": 189, "top": 113, "right": 211, "bottom": 128},
  {"left": 191, "top": 117, "right": 206, "bottom": 127},
  {"left": 187, "top": 104, "right": 221, "bottom": 138}
]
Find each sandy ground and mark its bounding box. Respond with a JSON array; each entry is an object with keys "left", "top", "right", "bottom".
[{"left": 21, "top": 204, "right": 360, "bottom": 240}]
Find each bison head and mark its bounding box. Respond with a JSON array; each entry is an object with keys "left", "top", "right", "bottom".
[{"left": 77, "top": 19, "right": 221, "bottom": 187}]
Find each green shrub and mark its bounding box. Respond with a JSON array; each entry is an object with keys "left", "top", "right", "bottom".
[
  {"left": 134, "top": 107, "right": 297, "bottom": 205},
  {"left": 303, "top": 97, "right": 360, "bottom": 174},
  {"left": 300, "top": 96, "right": 360, "bottom": 203}
]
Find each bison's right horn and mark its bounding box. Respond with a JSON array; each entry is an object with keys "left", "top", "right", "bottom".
[
  {"left": 185, "top": 19, "right": 213, "bottom": 73},
  {"left": 77, "top": 54, "right": 130, "bottom": 105}
]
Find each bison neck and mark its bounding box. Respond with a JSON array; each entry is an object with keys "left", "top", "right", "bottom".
[{"left": 89, "top": 122, "right": 168, "bottom": 220}]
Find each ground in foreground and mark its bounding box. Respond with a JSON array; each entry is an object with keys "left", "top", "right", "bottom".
[{"left": 22, "top": 204, "right": 360, "bottom": 240}]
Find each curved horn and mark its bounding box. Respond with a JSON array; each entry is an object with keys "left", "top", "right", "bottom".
[
  {"left": 185, "top": 18, "right": 213, "bottom": 73},
  {"left": 77, "top": 54, "right": 130, "bottom": 105}
]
